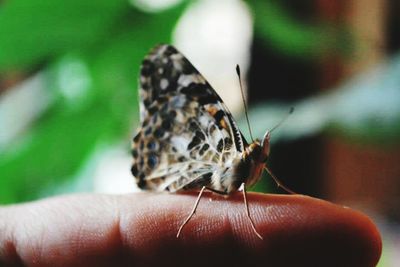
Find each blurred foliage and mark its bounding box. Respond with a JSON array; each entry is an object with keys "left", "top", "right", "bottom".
[
  {"left": 0, "top": 0, "right": 125, "bottom": 70},
  {"left": 0, "top": 0, "right": 398, "bottom": 205},
  {"left": 0, "top": 0, "right": 188, "bottom": 203}
]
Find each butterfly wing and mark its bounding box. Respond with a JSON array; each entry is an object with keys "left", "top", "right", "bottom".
[{"left": 131, "top": 44, "right": 247, "bottom": 193}]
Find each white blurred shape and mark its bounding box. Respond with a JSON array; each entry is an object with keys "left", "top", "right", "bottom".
[
  {"left": 57, "top": 56, "right": 91, "bottom": 109},
  {"left": 0, "top": 73, "right": 52, "bottom": 149},
  {"left": 131, "top": 0, "right": 183, "bottom": 12},
  {"left": 173, "top": 0, "right": 253, "bottom": 114},
  {"left": 93, "top": 146, "right": 138, "bottom": 193}
]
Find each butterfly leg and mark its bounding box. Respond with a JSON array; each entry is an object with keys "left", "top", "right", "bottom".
[
  {"left": 264, "top": 166, "right": 297, "bottom": 194},
  {"left": 239, "top": 183, "right": 263, "bottom": 240},
  {"left": 176, "top": 186, "right": 206, "bottom": 238}
]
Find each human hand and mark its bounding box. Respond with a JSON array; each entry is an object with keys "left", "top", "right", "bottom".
[{"left": 0, "top": 192, "right": 381, "bottom": 267}]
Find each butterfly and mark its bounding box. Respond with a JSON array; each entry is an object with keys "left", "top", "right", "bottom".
[{"left": 131, "top": 44, "right": 294, "bottom": 239}]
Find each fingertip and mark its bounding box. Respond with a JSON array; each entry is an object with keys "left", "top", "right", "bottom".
[
  {"left": 241, "top": 194, "right": 382, "bottom": 266},
  {"left": 329, "top": 202, "right": 382, "bottom": 266}
]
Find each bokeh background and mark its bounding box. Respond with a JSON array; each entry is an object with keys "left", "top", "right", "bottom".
[{"left": 0, "top": 0, "right": 399, "bottom": 265}]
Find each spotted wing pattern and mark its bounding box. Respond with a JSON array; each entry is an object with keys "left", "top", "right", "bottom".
[{"left": 131, "top": 44, "right": 246, "bottom": 193}]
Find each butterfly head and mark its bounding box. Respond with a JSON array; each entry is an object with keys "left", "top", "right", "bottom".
[
  {"left": 242, "top": 131, "right": 271, "bottom": 187},
  {"left": 248, "top": 131, "right": 271, "bottom": 160}
]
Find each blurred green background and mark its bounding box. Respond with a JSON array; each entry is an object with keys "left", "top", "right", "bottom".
[{"left": 0, "top": 0, "right": 399, "bottom": 265}]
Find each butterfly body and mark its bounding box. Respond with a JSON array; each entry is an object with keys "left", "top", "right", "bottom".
[{"left": 131, "top": 44, "right": 271, "bottom": 195}]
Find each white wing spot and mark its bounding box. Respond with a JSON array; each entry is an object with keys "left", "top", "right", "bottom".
[
  {"left": 171, "top": 95, "right": 186, "bottom": 108},
  {"left": 160, "top": 78, "right": 169, "bottom": 90},
  {"left": 178, "top": 74, "right": 196, "bottom": 87},
  {"left": 170, "top": 136, "right": 190, "bottom": 156}
]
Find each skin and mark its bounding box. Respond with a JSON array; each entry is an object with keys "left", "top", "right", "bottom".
[{"left": 0, "top": 192, "right": 381, "bottom": 267}]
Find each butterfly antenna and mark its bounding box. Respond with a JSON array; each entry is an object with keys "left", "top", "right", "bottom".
[
  {"left": 269, "top": 107, "right": 294, "bottom": 133},
  {"left": 236, "top": 64, "right": 254, "bottom": 142}
]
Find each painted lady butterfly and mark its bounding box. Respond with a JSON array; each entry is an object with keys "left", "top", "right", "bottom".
[{"left": 131, "top": 44, "right": 294, "bottom": 239}]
